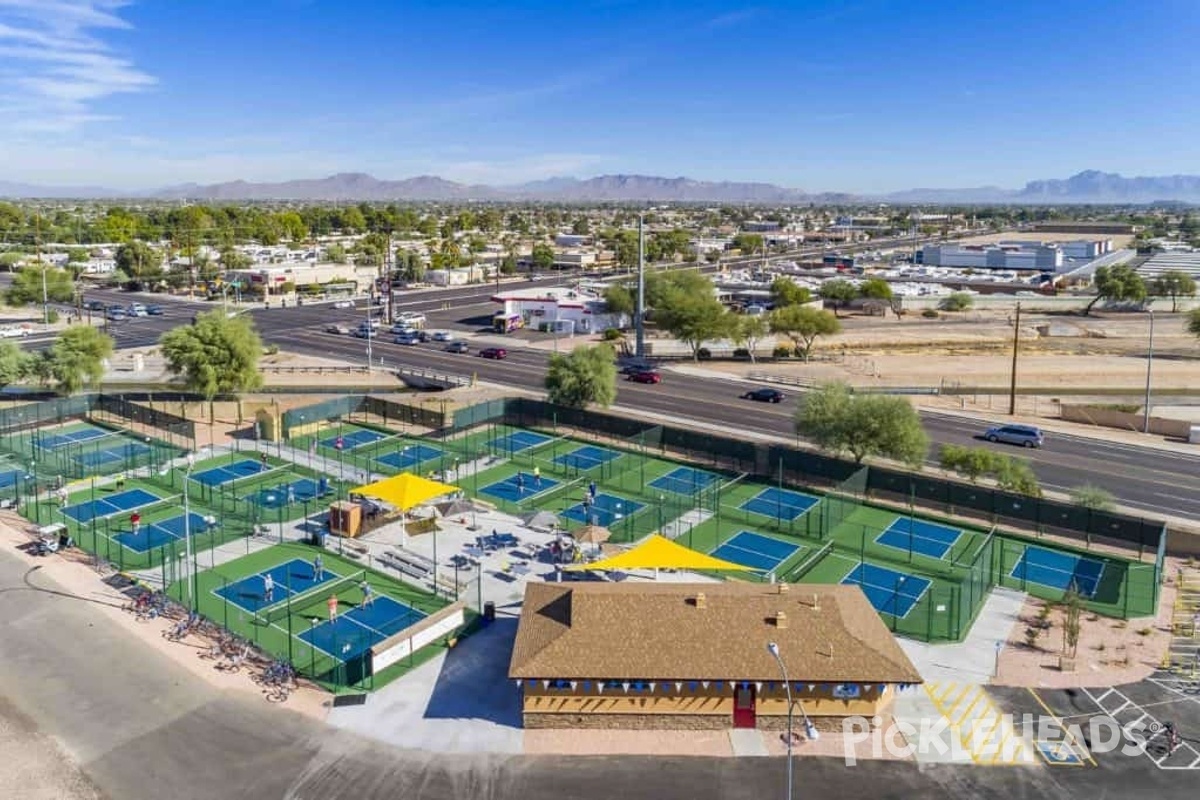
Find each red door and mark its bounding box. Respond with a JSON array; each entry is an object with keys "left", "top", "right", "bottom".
[{"left": 733, "top": 684, "right": 756, "bottom": 728}]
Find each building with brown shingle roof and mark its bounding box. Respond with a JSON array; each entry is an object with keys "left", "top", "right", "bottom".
[{"left": 509, "top": 581, "right": 923, "bottom": 730}]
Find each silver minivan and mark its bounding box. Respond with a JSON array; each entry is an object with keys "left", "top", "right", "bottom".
[{"left": 984, "top": 424, "right": 1044, "bottom": 448}]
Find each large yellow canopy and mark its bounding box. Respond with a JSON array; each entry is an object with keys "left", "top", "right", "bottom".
[
  {"left": 351, "top": 472, "right": 457, "bottom": 512},
  {"left": 565, "top": 534, "right": 756, "bottom": 572}
]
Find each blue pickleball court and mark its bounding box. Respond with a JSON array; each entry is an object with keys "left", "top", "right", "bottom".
[
  {"left": 710, "top": 530, "right": 803, "bottom": 572},
  {"left": 192, "top": 459, "right": 271, "bottom": 488},
  {"left": 649, "top": 466, "right": 720, "bottom": 496},
  {"left": 478, "top": 472, "right": 560, "bottom": 504},
  {"left": 61, "top": 488, "right": 162, "bottom": 524},
  {"left": 320, "top": 428, "right": 386, "bottom": 451},
  {"left": 488, "top": 430, "right": 552, "bottom": 455},
  {"left": 73, "top": 442, "right": 152, "bottom": 468},
  {"left": 298, "top": 596, "right": 427, "bottom": 661},
  {"left": 875, "top": 517, "right": 963, "bottom": 560},
  {"left": 213, "top": 558, "right": 341, "bottom": 615},
  {"left": 553, "top": 445, "right": 619, "bottom": 472},
  {"left": 739, "top": 487, "right": 819, "bottom": 522},
  {"left": 35, "top": 426, "right": 110, "bottom": 450},
  {"left": 841, "top": 562, "right": 931, "bottom": 618},
  {"left": 1010, "top": 546, "right": 1104, "bottom": 598},
  {"left": 376, "top": 444, "right": 441, "bottom": 471},
  {"left": 114, "top": 512, "right": 210, "bottom": 553},
  {"left": 561, "top": 492, "right": 644, "bottom": 527}
]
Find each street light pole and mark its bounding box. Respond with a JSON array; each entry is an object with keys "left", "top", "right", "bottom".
[
  {"left": 183, "top": 452, "right": 196, "bottom": 610},
  {"left": 1143, "top": 309, "right": 1155, "bottom": 434},
  {"left": 767, "top": 640, "right": 817, "bottom": 800},
  {"left": 767, "top": 641, "right": 794, "bottom": 800},
  {"left": 635, "top": 212, "right": 645, "bottom": 359}
]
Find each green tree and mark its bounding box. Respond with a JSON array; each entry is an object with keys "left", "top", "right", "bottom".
[
  {"left": 939, "top": 292, "right": 975, "bottom": 312},
  {"left": 939, "top": 444, "right": 998, "bottom": 483},
  {"left": 1150, "top": 271, "right": 1197, "bottom": 313},
  {"left": 499, "top": 254, "right": 518, "bottom": 275},
  {"left": 795, "top": 382, "right": 929, "bottom": 467},
  {"left": 859, "top": 278, "right": 893, "bottom": 302},
  {"left": 339, "top": 207, "right": 367, "bottom": 233},
  {"left": 571, "top": 218, "right": 590, "bottom": 235},
  {"left": 160, "top": 310, "right": 264, "bottom": 399},
  {"left": 731, "top": 314, "right": 770, "bottom": 363},
  {"left": 531, "top": 243, "right": 556, "bottom": 272},
  {"left": 220, "top": 246, "right": 253, "bottom": 270},
  {"left": 1070, "top": 484, "right": 1116, "bottom": 511},
  {"left": 994, "top": 456, "right": 1041, "bottom": 497},
  {"left": 4, "top": 266, "right": 74, "bottom": 306},
  {"left": 277, "top": 211, "right": 308, "bottom": 242},
  {"left": 820, "top": 278, "right": 858, "bottom": 317},
  {"left": 1084, "top": 263, "right": 1146, "bottom": 315},
  {"left": 654, "top": 282, "right": 731, "bottom": 360},
  {"left": 0, "top": 252, "right": 23, "bottom": 271},
  {"left": 1188, "top": 308, "right": 1200, "bottom": 340},
  {"left": 0, "top": 340, "right": 30, "bottom": 389},
  {"left": 40, "top": 326, "right": 113, "bottom": 395},
  {"left": 732, "top": 232, "right": 764, "bottom": 254},
  {"left": 544, "top": 343, "right": 617, "bottom": 409},
  {"left": 768, "top": 305, "right": 840, "bottom": 362},
  {"left": 770, "top": 277, "right": 811, "bottom": 308},
  {"left": 115, "top": 241, "right": 162, "bottom": 285},
  {"left": 603, "top": 283, "right": 634, "bottom": 316},
  {"left": 325, "top": 244, "right": 348, "bottom": 264},
  {"left": 704, "top": 249, "right": 722, "bottom": 264}
]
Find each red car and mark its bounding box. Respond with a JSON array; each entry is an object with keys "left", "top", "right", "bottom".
[
  {"left": 627, "top": 370, "right": 661, "bottom": 384},
  {"left": 479, "top": 347, "right": 508, "bottom": 360}
]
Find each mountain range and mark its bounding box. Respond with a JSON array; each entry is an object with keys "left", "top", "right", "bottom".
[{"left": 2, "top": 170, "right": 1199, "bottom": 203}]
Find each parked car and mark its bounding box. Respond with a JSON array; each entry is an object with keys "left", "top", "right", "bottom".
[
  {"left": 417, "top": 330, "right": 433, "bottom": 343},
  {"left": 333, "top": 300, "right": 354, "bottom": 309},
  {"left": 0, "top": 326, "right": 29, "bottom": 338},
  {"left": 741, "top": 388, "right": 785, "bottom": 403},
  {"left": 84, "top": 300, "right": 105, "bottom": 311},
  {"left": 325, "top": 324, "right": 352, "bottom": 335},
  {"left": 479, "top": 347, "right": 507, "bottom": 359},
  {"left": 627, "top": 370, "right": 662, "bottom": 384},
  {"left": 106, "top": 308, "right": 127, "bottom": 321},
  {"left": 983, "top": 424, "right": 1044, "bottom": 448},
  {"left": 396, "top": 311, "right": 426, "bottom": 326},
  {"left": 126, "top": 303, "right": 148, "bottom": 317},
  {"left": 146, "top": 305, "right": 164, "bottom": 316},
  {"left": 445, "top": 341, "right": 469, "bottom": 353},
  {"left": 431, "top": 330, "right": 455, "bottom": 342}
]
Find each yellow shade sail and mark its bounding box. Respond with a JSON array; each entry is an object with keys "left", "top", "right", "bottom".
[
  {"left": 565, "top": 534, "right": 756, "bottom": 572},
  {"left": 351, "top": 472, "right": 458, "bottom": 512}
]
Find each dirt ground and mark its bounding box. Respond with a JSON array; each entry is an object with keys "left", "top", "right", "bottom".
[{"left": 704, "top": 309, "right": 1199, "bottom": 405}]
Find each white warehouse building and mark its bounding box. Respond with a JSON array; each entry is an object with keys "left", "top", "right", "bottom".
[{"left": 920, "top": 243, "right": 1063, "bottom": 272}]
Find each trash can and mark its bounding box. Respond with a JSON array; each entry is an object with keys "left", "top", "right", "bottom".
[{"left": 483, "top": 601, "right": 496, "bottom": 623}]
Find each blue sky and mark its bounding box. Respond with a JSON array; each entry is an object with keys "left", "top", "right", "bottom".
[{"left": 2, "top": 0, "right": 1198, "bottom": 192}]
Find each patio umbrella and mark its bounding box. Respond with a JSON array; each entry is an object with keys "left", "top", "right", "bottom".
[
  {"left": 438, "top": 498, "right": 478, "bottom": 518},
  {"left": 574, "top": 524, "right": 612, "bottom": 545},
  {"left": 521, "top": 510, "right": 560, "bottom": 530}
]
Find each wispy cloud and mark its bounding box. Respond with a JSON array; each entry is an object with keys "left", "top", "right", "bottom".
[
  {"left": 0, "top": 1, "right": 154, "bottom": 135},
  {"left": 703, "top": 7, "right": 762, "bottom": 30}
]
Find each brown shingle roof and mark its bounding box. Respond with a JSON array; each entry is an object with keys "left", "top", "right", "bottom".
[{"left": 509, "top": 582, "right": 922, "bottom": 684}]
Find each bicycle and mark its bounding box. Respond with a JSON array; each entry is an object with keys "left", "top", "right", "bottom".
[
  {"left": 164, "top": 612, "right": 201, "bottom": 642},
  {"left": 255, "top": 660, "right": 296, "bottom": 687},
  {"left": 215, "top": 643, "right": 251, "bottom": 673}
]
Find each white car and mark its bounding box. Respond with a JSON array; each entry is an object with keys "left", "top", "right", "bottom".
[
  {"left": 431, "top": 331, "right": 455, "bottom": 342},
  {"left": 397, "top": 311, "right": 427, "bottom": 326},
  {"left": 0, "top": 326, "right": 28, "bottom": 338},
  {"left": 333, "top": 300, "right": 354, "bottom": 309}
]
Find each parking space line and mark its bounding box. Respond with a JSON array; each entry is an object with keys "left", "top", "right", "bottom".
[{"left": 1027, "top": 688, "right": 1097, "bottom": 767}]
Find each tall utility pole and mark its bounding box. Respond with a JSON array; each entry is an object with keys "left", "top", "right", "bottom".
[
  {"left": 635, "top": 213, "right": 646, "bottom": 359},
  {"left": 1143, "top": 309, "right": 1155, "bottom": 433},
  {"left": 37, "top": 214, "right": 48, "bottom": 327},
  {"left": 1008, "top": 302, "right": 1022, "bottom": 415}
]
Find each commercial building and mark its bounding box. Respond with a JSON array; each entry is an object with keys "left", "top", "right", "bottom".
[
  {"left": 1034, "top": 221, "right": 1135, "bottom": 235},
  {"left": 509, "top": 581, "right": 922, "bottom": 730},
  {"left": 491, "top": 286, "right": 621, "bottom": 334},
  {"left": 1138, "top": 250, "right": 1200, "bottom": 280},
  {"left": 224, "top": 262, "right": 378, "bottom": 295},
  {"left": 920, "top": 243, "right": 1063, "bottom": 271}
]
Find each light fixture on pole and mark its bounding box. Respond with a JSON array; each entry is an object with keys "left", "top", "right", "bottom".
[
  {"left": 767, "top": 640, "right": 817, "bottom": 800},
  {"left": 1143, "top": 308, "right": 1155, "bottom": 434},
  {"left": 183, "top": 452, "right": 196, "bottom": 610}
]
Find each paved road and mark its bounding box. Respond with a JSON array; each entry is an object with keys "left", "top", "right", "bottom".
[
  {"left": 35, "top": 283, "right": 1200, "bottom": 523},
  {"left": 1, "top": 543, "right": 1190, "bottom": 800}
]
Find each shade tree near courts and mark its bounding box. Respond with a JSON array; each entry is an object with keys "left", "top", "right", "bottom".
[
  {"left": 160, "top": 310, "right": 264, "bottom": 400},
  {"left": 796, "top": 381, "right": 928, "bottom": 467},
  {"left": 544, "top": 343, "right": 618, "bottom": 409},
  {"left": 768, "top": 305, "right": 839, "bottom": 362}
]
